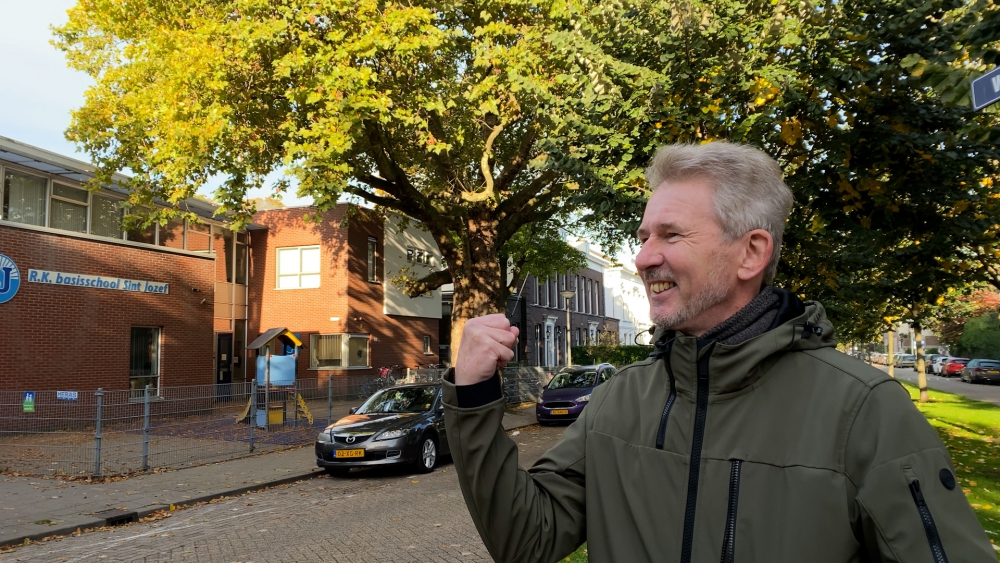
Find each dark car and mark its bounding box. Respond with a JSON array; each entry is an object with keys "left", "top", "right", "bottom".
[
  {"left": 961, "top": 359, "right": 1000, "bottom": 384},
  {"left": 536, "top": 364, "right": 617, "bottom": 425},
  {"left": 942, "top": 357, "right": 970, "bottom": 377},
  {"left": 315, "top": 384, "right": 448, "bottom": 476}
]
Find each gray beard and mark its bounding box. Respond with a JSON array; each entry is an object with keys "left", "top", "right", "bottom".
[{"left": 648, "top": 257, "right": 730, "bottom": 334}]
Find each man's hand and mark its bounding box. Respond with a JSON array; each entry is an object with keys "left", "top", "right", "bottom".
[{"left": 455, "top": 314, "right": 520, "bottom": 386}]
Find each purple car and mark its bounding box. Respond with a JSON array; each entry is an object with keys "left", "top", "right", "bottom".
[{"left": 536, "top": 364, "right": 618, "bottom": 425}]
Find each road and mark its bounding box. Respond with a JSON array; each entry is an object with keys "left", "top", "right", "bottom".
[
  {"left": 876, "top": 366, "right": 1000, "bottom": 405},
  {"left": 0, "top": 424, "right": 568, "bottom": 563}
]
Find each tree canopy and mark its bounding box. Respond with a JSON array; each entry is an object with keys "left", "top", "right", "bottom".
[{"left": 55, "top": 0, "right": 1000, "bottom": 344}]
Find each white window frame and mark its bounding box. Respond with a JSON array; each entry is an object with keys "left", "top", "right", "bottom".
[
  {"left": 49, "top": 181, "right": 90, "bottom": 233},
  {"left": 367, "top": 237, "right": 378, "bottom": 282},
  {"left": 276, "top": 245, "right": 321, "bottom": 290},
  {"left": 309, "top": 333, "right": 371, "bottom": 369}
]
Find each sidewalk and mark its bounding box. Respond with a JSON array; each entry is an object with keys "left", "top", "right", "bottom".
[{"left": 0, "top": 405, "right": 538, "bottom": 548}]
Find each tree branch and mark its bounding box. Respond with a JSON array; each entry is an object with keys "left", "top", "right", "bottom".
[
  {"left": 494, "top": 125, "right": 538, "bottom": 194},
  {"left": 405, "top": 268, "right": 454, "bottom": 297},
  {"left": 462, "top": 120, "right": 505, "bottom": 203},
  {"left": 495, "top": 170, "right": 560, "bottom": 224},
  {"left": 345, "top": 183, "right": 426, "bottom": 221},
  {"left": 496, "top": 187, "right": 563, "bottom": 246},
  {"left": 426, "top": 112, "right": 468, "bottom": 194}
]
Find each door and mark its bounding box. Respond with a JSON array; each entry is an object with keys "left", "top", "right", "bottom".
[{"left": 216, "top": 333, "right": 233, "bottom": 400}]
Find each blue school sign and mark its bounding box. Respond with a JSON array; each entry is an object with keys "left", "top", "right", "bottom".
[{"left": 0, "top": 254, "right": 20, "bottom": 304}]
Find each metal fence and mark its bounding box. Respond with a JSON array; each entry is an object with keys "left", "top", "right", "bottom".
[{"left": 0, "top": 367, "right": 556, "bottom": 477}]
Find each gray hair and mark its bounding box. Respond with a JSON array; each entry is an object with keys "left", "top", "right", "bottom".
[{"left": 645, "top": 142, "right": 794, "bottom": 285}]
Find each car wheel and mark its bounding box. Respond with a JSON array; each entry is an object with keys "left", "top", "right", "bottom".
[
  {"left": 414, "top": 434, "right": 438, "bottom": 473},
  {"left": 324, "top": 467, "right": 350, "bottom": 477}
]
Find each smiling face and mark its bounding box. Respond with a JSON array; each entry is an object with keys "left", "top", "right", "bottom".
[{"left": 635, "top": 177, "right": 745, "bottom": 336}]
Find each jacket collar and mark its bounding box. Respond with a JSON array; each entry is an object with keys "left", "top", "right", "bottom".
[{"left": 652, "top": 289, "right": 836, "bottom": 395}]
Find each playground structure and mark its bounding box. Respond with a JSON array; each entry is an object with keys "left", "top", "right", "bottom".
[{"left": 238, "top": 328, "right": 314, "bottom": 429}]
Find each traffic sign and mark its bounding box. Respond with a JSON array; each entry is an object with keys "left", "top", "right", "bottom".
[{"left": 971, "top": 67, "right": 1000, "bottom": 110}]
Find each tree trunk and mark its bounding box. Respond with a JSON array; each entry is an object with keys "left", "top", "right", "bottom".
[
  {"left": 449, "top": 214, "right": 507, "bottom": 365},
  {"left": 915, "top": 322, "right": 928, "bottom": 403}
]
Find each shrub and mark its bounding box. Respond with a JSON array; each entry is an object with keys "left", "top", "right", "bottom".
[{"left": 571, "top": 345, "right": 654, "bottom": 368}]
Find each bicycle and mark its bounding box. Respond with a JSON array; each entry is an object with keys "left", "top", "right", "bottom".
[{"left": 356, "top": 365, "right": 403, "bottom": 400}]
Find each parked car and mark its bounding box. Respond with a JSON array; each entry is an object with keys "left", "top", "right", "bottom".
[
  {"left": 315, "top": 384, "right": 448, "bottom": 476},
  {"left": 895, "top": 354, "right": 916, "bottom": 368},
  {"left": 942, "top": 357, "right": 970, "bottom": 377},
  {"left": 536, "top": 364, "right": 617, "bottom": 425},
  {"left": 929, "top": 356, "right": 951, "bottom": 375},
  {"left": 961, "top": 359, "right": 1000, "bottom": 384}
]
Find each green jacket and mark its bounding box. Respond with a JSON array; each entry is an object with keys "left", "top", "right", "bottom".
[{"left": 443, "top": 298, "right": 994, "bottom": 563}]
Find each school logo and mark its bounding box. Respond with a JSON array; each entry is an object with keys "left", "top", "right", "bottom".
[{"left": 0, "top": 254, "right": 19, "bottom": 304}]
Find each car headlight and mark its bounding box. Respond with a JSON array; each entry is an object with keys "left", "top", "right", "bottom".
[
  {"left": 375, "top": 428, "right": 410, "bottom": 441},
  {"left": 576, "top": 394, "right": 591, "bottom": 402},
  {"left": 317, "top": 430, "right": 333, "bottom": 443}
]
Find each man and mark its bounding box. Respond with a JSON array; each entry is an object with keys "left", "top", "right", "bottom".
[{"left": 442, "top": 142, "right": 993, "bottom": 562}]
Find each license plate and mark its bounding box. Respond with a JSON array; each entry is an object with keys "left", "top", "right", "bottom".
[
  {"left": 989, "top": 370, "right": 999, "bottom": 375},
  {"left": 335, "top": 449, "right": 364, "bottom": 458},
  {"left": 551, "top": 409, "right": 569, "bottom": 415}
]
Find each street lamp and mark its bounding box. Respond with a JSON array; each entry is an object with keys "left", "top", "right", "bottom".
[{"left": 560, "top": 290, "right": 576, "bottom": 366}]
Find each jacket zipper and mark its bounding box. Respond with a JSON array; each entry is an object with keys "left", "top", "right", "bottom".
[
  {"left": 655, "top": 342, "right": 676, "bottom": 450},
  {"left": 908, "top": 479, "right": 949, "bottom": 563},
  {"left": 720, "top": 460, "right": 742, "bottom": 563},
  {"left": 680, "top": 344, "right": 714, "bottom": 563}
]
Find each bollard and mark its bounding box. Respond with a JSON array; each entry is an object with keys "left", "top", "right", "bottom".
[
  {"left": 94, "top": 388, "right": 104, "bottom": 477},
  {"left": 249, "top": 379, "right": 256, "bottom": 452},
  {"left": 142, "top": 384, "right": 151, "bottom": 471},
  {"left": 293, "top": 379, "right": 299, "bottom": 428},
  {"left": 327, "top": 376, "right": 333, "bottom": 424}
]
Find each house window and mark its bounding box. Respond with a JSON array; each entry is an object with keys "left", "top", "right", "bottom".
[
  {"left": 2, "top": 169, "right": 47, "bottom": 227},
  {"left": 423, "top": 335, "right": 432, "bottom": 354},
  {"left": 277, "top": 245, "right": 321, "bottom": 289},
  {"left": 368, "top": 237, "right": 377, "bottom": 282},
  {"left": 310, "top": 334, "right": 370, "bottom": 368},
  {"left": 130, "top": 327, "right": 161, "bottom": 396},
  {"left": 186, "top": 220, "right": 211, "bottom": 252},
  {"left": 50, "top": 182, "right": 89, "bottom": 233}
]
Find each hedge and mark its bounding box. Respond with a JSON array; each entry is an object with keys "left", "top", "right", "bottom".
[{"left": 571, "top": 345, "right": 655, "bottom": 368}]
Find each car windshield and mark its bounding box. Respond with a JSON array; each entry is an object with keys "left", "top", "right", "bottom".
[
  {"left": 547, "top": 369, "right": 597, "bottom": 389},
  {"left": 979, "top": 360, "right": 1000, "bottom": 369},
  {"left": 358, "top": 387, "right": 438, "bottom": 414},
  {"left": 901, "top": 355, "right": 915, "bottom": 361},
  {"left": 953, "top": 358, "right": 970, "bottom": 364}
]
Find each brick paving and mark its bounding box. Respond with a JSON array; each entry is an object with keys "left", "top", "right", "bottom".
[{"left": 1, "top": 424, "right": 566, "bottom": 563}]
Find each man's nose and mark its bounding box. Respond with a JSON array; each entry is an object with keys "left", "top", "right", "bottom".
[{"left": 634, "top": 242, "right": 662, "bottom": 272}]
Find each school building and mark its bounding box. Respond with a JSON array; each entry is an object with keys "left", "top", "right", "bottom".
[{"left": 0, "top": 136, "right": 443, "bottom": 394}]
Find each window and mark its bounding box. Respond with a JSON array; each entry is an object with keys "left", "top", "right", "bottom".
[
  {"left": 423, "top": 335, "right": 432, "bottom": 355},
  {"left": 277, "top": 245, "right": 321, "bottom": 289},
  {"left": 540, "top": 278, "right": 548, "bottom": 307},
  {"left": 186, "top": 221, "right": 211, "bottom": 252},
  {"left": 50, "top": 183, "right": 88, "bottom": 233},
  {"left": 130, "top": 327, "right": 161, "bottom": 396},
  {"left": 3, "top": 169, "right": 47, "bottom": 226},
  {"left": 533, "top": 277, "right": 539, "bottom": 305},
  {"left": 310, "top": 334, "right": 370, "bottom": 368},
  {"left": 235, "top": 234, "right": 248, "bottom": 285},
  {"left": 406, "top": 246, "right": 432, "bottom": 265},
  {"left": 90, "top": 194, "right": 124, "bottom": 239},
  {"left": 368, "top": 237, "right": 377, "bottom": 282}
]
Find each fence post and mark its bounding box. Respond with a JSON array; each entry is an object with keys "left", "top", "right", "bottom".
[
  {"left": 327, "top": 376, "right": 333, "bottom": 424},
  {"left": 293, "top": 379, "right": 299, "bottom": 427},
  {"left": 249, "top": 379, "right": 256, "bottom": 452},
  {"left": 142, "top": 384, "right": 151, "bottom": 471},
  {"left": 94, "top": 388, "right": 103, "bottom": 478}
]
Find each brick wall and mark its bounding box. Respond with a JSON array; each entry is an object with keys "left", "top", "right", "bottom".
[
  {"left": 0, "top": 223, "right": 215, "bottom": 391},
  {"left": 249, "top": 205, "right": 439, "bottom": 384}
]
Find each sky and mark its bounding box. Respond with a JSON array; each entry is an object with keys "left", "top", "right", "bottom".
[
  {"left": 0, "top": 2, "right": 636, "bottom": 261},
  {"left": 0, "top": 1, "right": 313, "bottom": 206}
]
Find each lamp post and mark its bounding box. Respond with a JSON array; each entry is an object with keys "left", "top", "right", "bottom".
[{"left": 560, "top": 290, "right": 576, "bottom": 366}]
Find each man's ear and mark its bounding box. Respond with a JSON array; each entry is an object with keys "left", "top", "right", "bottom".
[{"left": 737, "top": 229, "right": 773, "bottom": 282}]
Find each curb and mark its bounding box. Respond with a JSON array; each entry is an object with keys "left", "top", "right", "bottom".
[{"left": 0, "top": 468, "right": 325, "bottom": 549}]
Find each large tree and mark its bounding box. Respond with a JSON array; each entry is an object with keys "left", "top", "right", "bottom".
[{"left": 56, "top": 0, "right": 1000, "bottom": 349}]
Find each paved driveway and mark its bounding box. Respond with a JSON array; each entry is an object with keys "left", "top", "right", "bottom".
[
  {"left": 880, "top": 366, "right": 1000, "bottom": 405},
  {"left": 2, "top": 424, "right": 568, "bottom": 563}
]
